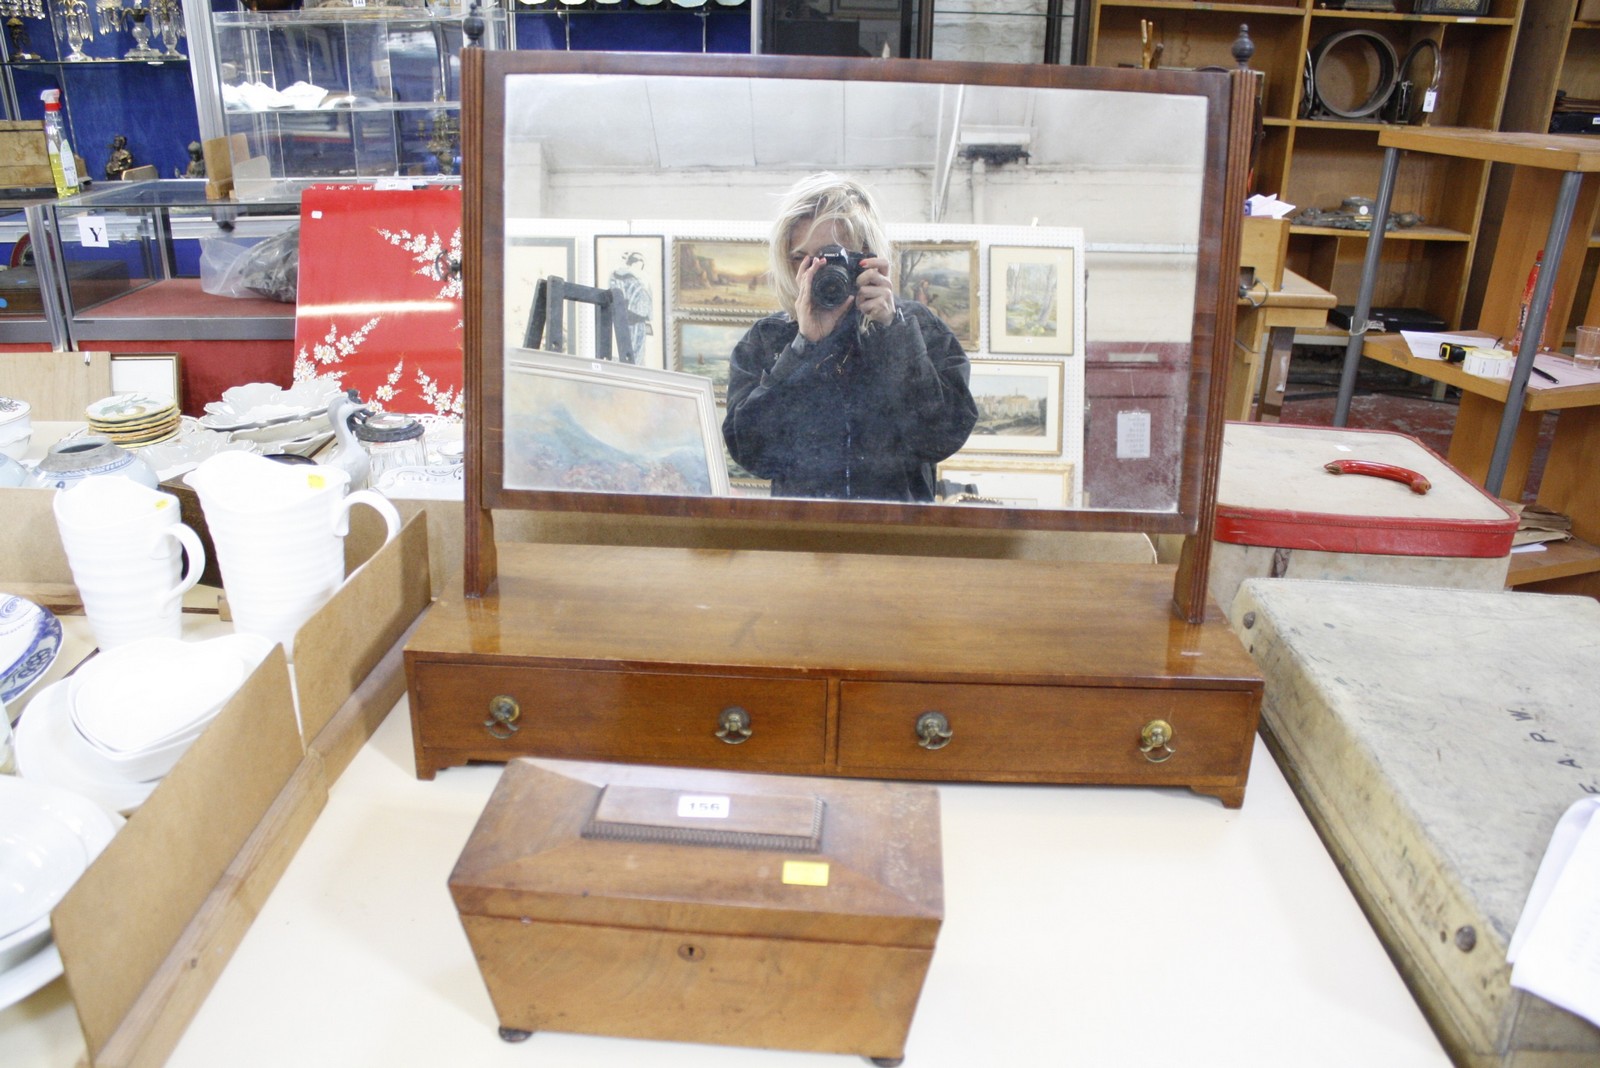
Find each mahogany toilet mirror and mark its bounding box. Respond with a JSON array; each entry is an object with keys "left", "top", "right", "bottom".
[{"left": 458, "top": 49, "right": 1254, "bottom": 622}]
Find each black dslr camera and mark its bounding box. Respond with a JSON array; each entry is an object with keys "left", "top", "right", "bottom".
[{"left": 810, "top": 244, "right": 868, "bottom": 310}]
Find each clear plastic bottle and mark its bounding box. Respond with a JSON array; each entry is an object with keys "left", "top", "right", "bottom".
[{"left": 39, "top": 89, "right": 81, "bottom": 198}]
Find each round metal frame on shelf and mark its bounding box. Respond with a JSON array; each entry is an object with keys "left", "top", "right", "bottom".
[
  {"left": 1390, "top": 37, "right": 1443, "bottom": 125},
  {"left": 1305, "top": 29, "right": 1400, "bottom": 121}
]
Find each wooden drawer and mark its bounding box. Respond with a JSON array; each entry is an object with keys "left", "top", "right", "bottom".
[
  {"left": 408, "top": 660, "right": 828, "bottom": 775},
  {"left": 837, "top": 681, "right": 1256, "bottom": 781}
]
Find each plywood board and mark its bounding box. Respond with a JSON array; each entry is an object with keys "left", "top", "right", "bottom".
[
  {"left": 50, "top": 647, "right": 322, "bottom": 1066},
  {"left": 0, "top": 351, "right": 112, "bottom": 421},
  {"left": 298, "top": 512, "right": 431, "bottom": 754}
]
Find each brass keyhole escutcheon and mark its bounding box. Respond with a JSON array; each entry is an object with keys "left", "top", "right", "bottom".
[
  {"left": 1140, "top": 719, "right": 1176, "bottom": 763},
  {"left": 716, "top": 706, "right": 752, "bottom": 744},
  {"left": 678, "top": 944, "right": 704, "bottom": 962},
  {"left": 915, "top": 711, "right": 953, "bottom": 751},
  {"left": 484, "top": 695, "right": 520, "bottom": 740}
]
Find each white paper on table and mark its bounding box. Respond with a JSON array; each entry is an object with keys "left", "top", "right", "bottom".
[
  {"left": 1530, "top": 353, "right": 1600, "bottom": 389},
  {"left": 1397, "top": 330, "right": 1496, "bottom": 361},
  {"left": 1507, "top": 796, "right": 1600, "bottom": 1026},
  {"left": 1244, "top": 194, "right": 1295, "bottom": 219}
]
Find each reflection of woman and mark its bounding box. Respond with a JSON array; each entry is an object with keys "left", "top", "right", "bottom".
[{"left": 722, "top": 173, "right": 977, "bottom": 502}]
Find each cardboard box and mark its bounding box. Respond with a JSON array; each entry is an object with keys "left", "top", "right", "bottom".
[
  {"left": 1, "top": 485, "right": 431, "bottom": 1067},
  {"left": 450, "top": 759, "right": 943, "bottom": 1062},
  {"left": 1239, "top": 216, "right": 1290, "bottom": 291},
  {"left": 0, "top": 119, "right": 53, "bottom": 191},
  {"left": 1232, "top": 580, "right": 1600, "bottom": 1067}
]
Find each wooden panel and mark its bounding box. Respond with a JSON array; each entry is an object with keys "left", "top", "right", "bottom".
[
  {"left": 409, "top": 662, "right": 828, "bottom": 775},
  {"left": 837, "top": 681, "right": 1255, "bottom": 781},
  {"left": 412, "top": 543, "right": 1263, "bottom": 685},
  {"left": 0, "top": 349, "right": 112, "bottom": 420},
  {"left": 51, "top": 649, "right": 318, "bottom": 1067},
  {"left": 460, "top": 917, "right": 931, "bottom": 1059}
]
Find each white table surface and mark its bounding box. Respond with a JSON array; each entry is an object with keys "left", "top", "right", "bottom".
[{"left": 0, "top": 680, "right": 1453, "bottom": 1068}]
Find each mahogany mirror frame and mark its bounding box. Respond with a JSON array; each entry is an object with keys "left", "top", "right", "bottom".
[{"left": 459, "top": 49, "right": 1255, "bottom": 621}]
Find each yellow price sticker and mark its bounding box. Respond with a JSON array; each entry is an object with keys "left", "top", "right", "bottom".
[
  {"left": 781, "top": 860, "right": 829, "bottom": 887},
  {"left": 308, "top": 474, "right": 327, "bottom": 490}
]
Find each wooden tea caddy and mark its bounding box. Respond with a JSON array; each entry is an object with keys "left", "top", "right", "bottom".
[
  {"left": 405, "top": 51, "right": 1264, "bottom": 807},
  {"left": 449, "top": 758, "right": 942, "bottom": 1063}
]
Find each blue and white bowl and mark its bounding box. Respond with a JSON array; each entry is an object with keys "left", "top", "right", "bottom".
[{"left": 0, "top": 595, "right": 62, "bottom": 707}]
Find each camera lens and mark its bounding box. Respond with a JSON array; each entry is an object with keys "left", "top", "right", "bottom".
[{"left": 811, "top": 266, "right": 854, "bottom": 310}]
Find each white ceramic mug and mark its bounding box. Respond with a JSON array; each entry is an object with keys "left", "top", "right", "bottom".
[
  {"left": 187, "top": 453, "right": 401, "bottom": 656},
  {"left": 53, "top": 476, "right": 205, "bottom": 649}
]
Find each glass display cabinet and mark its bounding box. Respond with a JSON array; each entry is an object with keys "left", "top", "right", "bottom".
[
  {"left": 0, "top": 197, "right": 68, "bottom": 347},
  {"left": 47, "top": 177, "right": 301, "bottom": 340},
  {"left": 194, "top": 1, "right": 505, "bottom": 182},
  {"left": 403, "top": 50, "right": 1267, "bottom": 808}
]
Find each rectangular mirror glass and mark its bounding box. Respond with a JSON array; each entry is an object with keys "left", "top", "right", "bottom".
[{"left": 468, "top": 53, "right": 1236, "bottom": 534}]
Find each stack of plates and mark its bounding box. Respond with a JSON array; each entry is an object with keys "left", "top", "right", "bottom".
[
  {"left": 85, "top": 394, "right": 182, "bottom": 448},
  {"left": 15, "top": 633, "right": 272, "bottom": 813},
  {"left": 0, "top": 776, "right": 121, "bottom": 1010},
  {"left": 0, "top": 594, "right": 62, "bottom": 711}
]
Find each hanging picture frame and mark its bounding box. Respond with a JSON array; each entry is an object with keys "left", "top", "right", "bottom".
[
  {"left": 594, "top": 234, "right": 666, "bottom": 370},
  {"left": 960, "top": 358, "right": 1064, "bottom": 455},
  {"left": 936, "top": 458, "right": 1076, "bottom": 509},
  {"left": 506, "top": 236, "right": 578, "bottom": 352},
  {"left": 988, "top": 245, "right": 1076, "bottom": 356},
  {"left": 671, "top": 238, "right": 778, "bottom": 316},
  {"left": 672, "top": 318, "right": 751, "bottom": 402},
  {"left": 895, "top": 241, "right": 978, "bottom": 350}
]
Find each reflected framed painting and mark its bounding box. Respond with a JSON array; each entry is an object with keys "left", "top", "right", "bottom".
[
  {"left": 673, "top": 318, "right": 750, "bottom": 401},
  {"left": 896, "top": 241, "right": 978, "bottom": 350},
  {"left": 988, "top": 245, "right": 1075, "bottom": 356},
  {"left": 595, "top": 234, "right": 666, "bottom": 370},
  {"left": 672, "top": 238, "right": 778, "bottom": 316},
  {"left": 504, "top": 348, "right": 730, "bottom": 496},
  {"left": 961, "top": 358, "right": 1064, "bottom": 455},
  {"left": 936, "top": 458, "right": 1075, "bottom": 508}
]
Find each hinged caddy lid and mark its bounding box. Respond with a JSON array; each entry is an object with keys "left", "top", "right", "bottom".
[
  {"left": 1216, "top": 423, "right": 1517, "bottom": 558},
  {"left": 449, "top": 759, "right": 943, "bottom": 949}
]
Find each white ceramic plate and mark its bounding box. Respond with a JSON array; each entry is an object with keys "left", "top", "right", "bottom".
[
  {"left": 0, "top": 805, "right": 85, "bottom": 942},
  {"left": 0, "top": 777, "right": 121, "bottom": 1011},
  {"left": 14, "top": 680, "right": 158, "bottom": 815},
  {"left": 0, "top": 595, "right": 63, "bottom": 709},
  {"left": 0, "top": 939, "right": 62, "bottom": 1012},
  {"left": 84, "top": 393, "right": 177, "bottom": 426}
]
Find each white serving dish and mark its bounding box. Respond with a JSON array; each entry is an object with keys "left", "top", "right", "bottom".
[
  {"left": 200, "top": 376, "right": 343, "bottom": 433},
  {"left": 69, "top": 637, "right": 247, "bottom": 755},
  {"left": 63, "top": 634, "right": 271, "bottom": 782},
  {"left": 15, "top": 680, "right": 158, "bottom": 813},
  {"left": 0, "top": 595, "right": 63, "bottom": 709}
]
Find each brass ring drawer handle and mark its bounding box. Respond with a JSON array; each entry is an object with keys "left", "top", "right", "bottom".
[
  {"left": 915, "top": 711, "right": 953, "bottom": 751},
  {"left": 484, "top": 695, "right": 520, "bottom": 740},
  {"left": 716, "top": 706, "right": 752, "bottom": 744},
  {"left": 1140, "top": 719, "right": 1176, "bottom": 763}
]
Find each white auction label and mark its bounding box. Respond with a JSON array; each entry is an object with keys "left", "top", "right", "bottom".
[
  {"left": 77, "top": 214, "right": 108, "bottom": 249},
  {"left": 676, "top": 794, "right": 730, "bottom": 819},
  {"left": 1116, "top": 410, "right": 1152, "bottom": 460}
]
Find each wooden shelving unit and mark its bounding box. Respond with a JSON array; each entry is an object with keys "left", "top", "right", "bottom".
[
  {"left": 1086, "top": 0, "right": 1525, "bottom": 330},
  {"left": 1482, "top": 1, "right": 1600, "bottom": 336}
]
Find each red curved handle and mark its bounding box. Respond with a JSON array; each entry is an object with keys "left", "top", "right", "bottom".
[{"left": 1323, "top": 459, "right": 1431, "bottom": 495}]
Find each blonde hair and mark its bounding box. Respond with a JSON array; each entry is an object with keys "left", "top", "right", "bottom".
[{"left": 768, "top": 173, "right": 892, "bottom": 316}]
